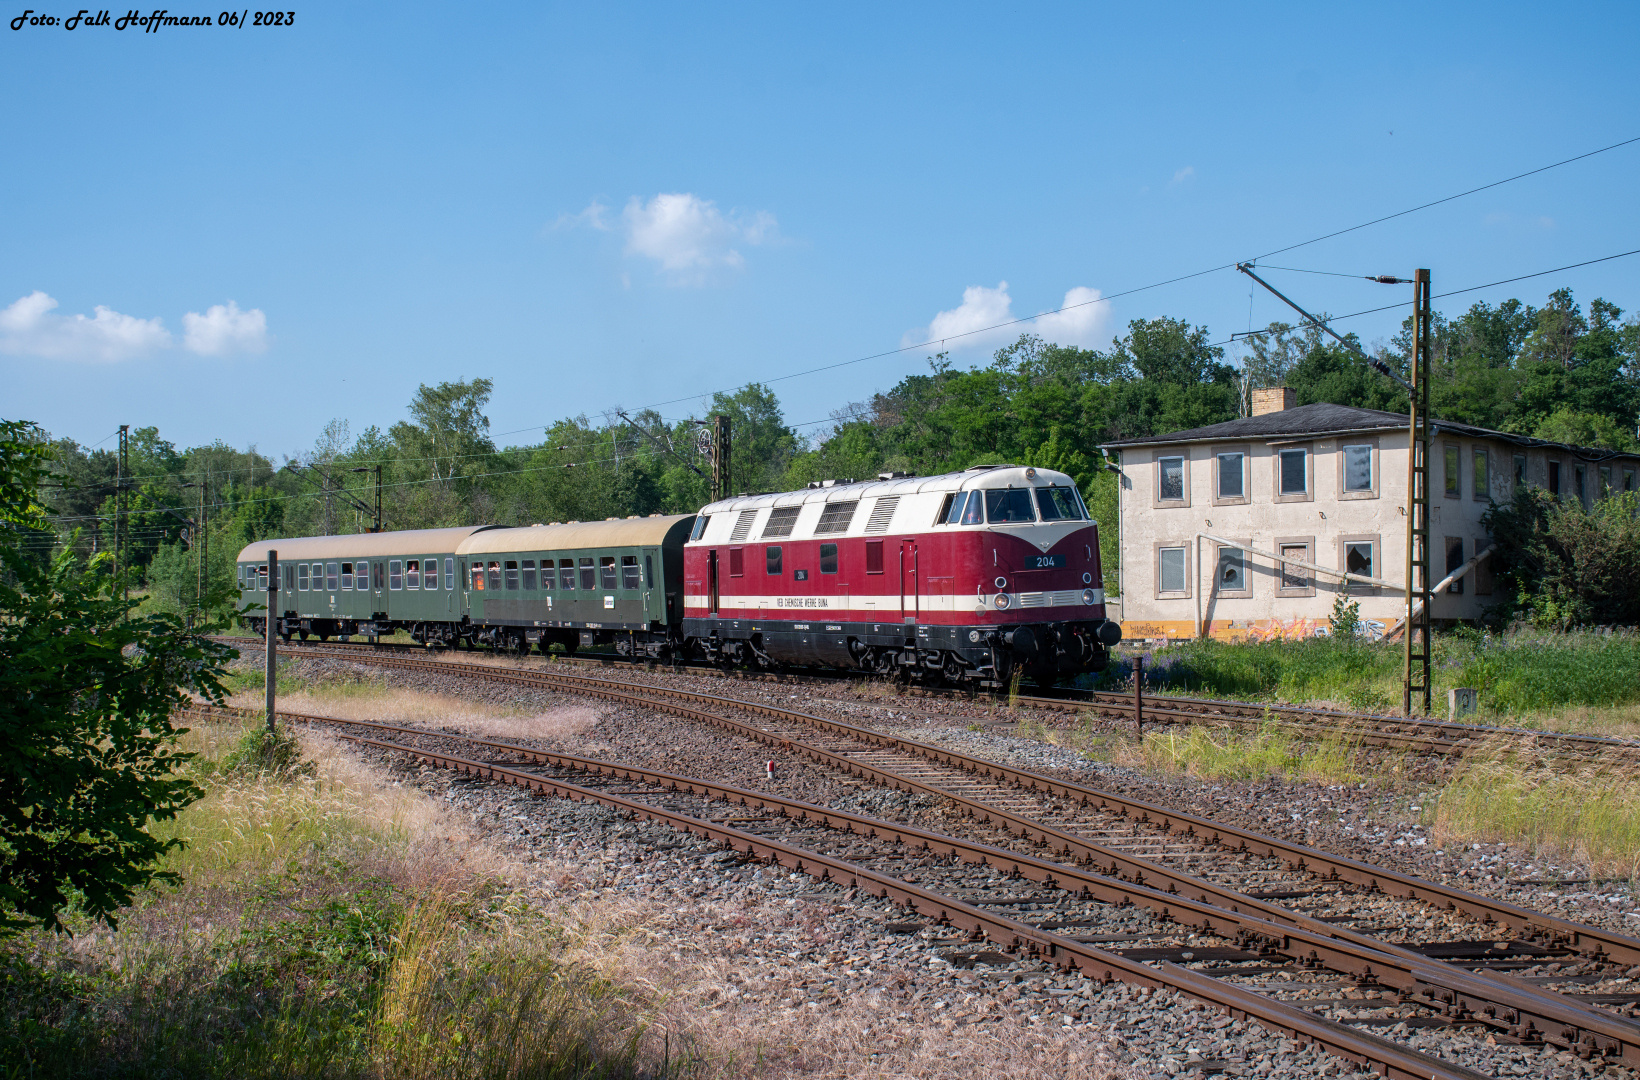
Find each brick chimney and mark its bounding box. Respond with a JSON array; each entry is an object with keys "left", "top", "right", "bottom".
[{"left": 1251, "top": 387, "right": 1296, "bottom": 416}]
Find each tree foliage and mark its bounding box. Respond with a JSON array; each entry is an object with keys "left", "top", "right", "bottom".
[
  {"left": 0, "top": 421, "right": 235, "bottom": 934},
  {"left": 1483, "top": 488, "right": 1640, "bottom": 629}
]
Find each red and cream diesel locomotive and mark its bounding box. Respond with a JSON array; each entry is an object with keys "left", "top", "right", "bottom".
[{"left": 680, "top": 464, "right": 1122, "bottom": 685}]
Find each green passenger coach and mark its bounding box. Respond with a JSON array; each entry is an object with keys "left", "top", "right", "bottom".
[
  {"left": 454, "top": 515, "right": 693, "bottom": 655},
  {"left": 236, "top": 526, "right": 504, "bottom": 641}
]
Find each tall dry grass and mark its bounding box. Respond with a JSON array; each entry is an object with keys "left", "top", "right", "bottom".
[{"left": 1427, "top": 751, "right": 1640, "bottom": 879}]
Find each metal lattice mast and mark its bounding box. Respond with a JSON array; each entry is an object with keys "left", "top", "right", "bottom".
[
  {"left": 711, "top": 414, "right": 731, "bottom": 502},
  {"left": 1403, "top": 270, "right": 1433, "bottom": 716}
]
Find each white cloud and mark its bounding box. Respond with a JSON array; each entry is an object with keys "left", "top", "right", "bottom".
[
  {"left": 620, "top": 193, "right": 777, "bottom": 281},
  {"left": 0, "top": 291, "right": 171, "bottom": 361},
  {"left": 1170, "top": 165, "right": 1195, "bottom": 185},
  {"left": 905, "top": 282, "right": 1110, "bottom": 352},
  {"left": 182, "top": 300, "right": 268, "bottom": 356},
  {"left": 552, "top": 200, "right": 611, "bottom": 231}
]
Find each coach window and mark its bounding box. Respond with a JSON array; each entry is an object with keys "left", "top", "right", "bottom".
[
  {"left": 1155, "top": 543, "right": 1189, "bottom": 599},
  {"left": 358, "top": 562, "right": 370, "bottom": 591},
  {"left": 237, "top": 566, "right": 244, "bottom": 589},
  {"left": 284, "top": 565, "right": 294, "bottom": 591},
  {"left": 325, "top": 562, "right": 339, "bottom": 591},
  {"left": 390, "top": 560, "right": 403, "bottom": 590},
  {"left": 579, "top": 557, "right": 596, "bottom": 590},
  {"left": 1340, "top": 441, "right": 1376, "bottom": 499},
  {"left": 985, "top": 488, "right": 1036, "bottom": 523},
  {"left": 820, "top": 543, "right": 838, "bottom": 575},
  {"left": 540, "top": 562, "right": 555, "bottom": 589},
  {"left": 599, "top": 556, "right": 616, "bottom": 590},
  {"left": 1275, "top": 537, "right": 1314, "bottom": 597},
  {"left": 1275, "top": 446, "right": 1312, "bottom": 502},
  {"left": 645, "top": 555, "right": 654, "bottom": 587},
  {"left": 480, "top": 561, "right": 496, "bottom": 591},
  {"left": 1154, "top": 454, "right": 1187, "bottom": 507},
  {"left": 444, "top": 557, "right": 455, "bottom": 590},
  {"left": 311, "top": 562, "right": 323, "bottom": 590},
  {"left": 503, "top": 561, "right": 519, "bottom": 590},
  {"left": 621, "top": 555, "right": 640, "bottom": 589},
  {"left": 468, "top": 563, "right": 481, "bottom": 590},
  {"left": 342, "top": 562, "right": 356, "bottom": 590},
  {"left": 258, "top": 565, "right": 269, "bottom": 590},
  {"left": 421, "top": 558, "right": 436, "bottom": 590},
  {"left": 522, "top": 559, "right": 537, "bottom": 590},
  {"left": 865, "top": 539, "right": 884, "bottom": 574},
  {"left": 560, "top": 558, "right": 576, "bottom": 589},
  {"left": 297, "top": 563, "right": 308, "bottom": 590},
  {"left": 1214, "top": 449, "right": 1246, "bottom": 505},
  {"left": 765, "top": 546, "right": 783, "bottom": 575},
  {"left": 406, "top": 560, "right": 420, "bottom": 589}
]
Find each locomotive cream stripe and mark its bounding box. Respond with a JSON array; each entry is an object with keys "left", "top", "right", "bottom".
[{"left": 684, "top": 589, "right": 1103, "bottom": 612}]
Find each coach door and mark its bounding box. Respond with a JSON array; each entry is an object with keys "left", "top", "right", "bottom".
[
  {"left": 708, "top": 549, "right": 720, "bottom": 615},
  {"left": 898, "top": 540, "right": 918, "bottom": 621}
]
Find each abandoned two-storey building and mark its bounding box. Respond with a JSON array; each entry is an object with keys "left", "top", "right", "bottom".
[{"left": 1100, "top": 389, "right": 1640, "bottom": 641}]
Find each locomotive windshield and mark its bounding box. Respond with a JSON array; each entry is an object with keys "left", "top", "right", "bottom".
[
  {"left": 984, "top": 489, "right": 1036, "bottom": 523},
  {"left": 1035, "top": 486, "right": 1087, "bottom": 521},
  {"left": 690, "top": 515, "right": 710, "bottom": 541}
]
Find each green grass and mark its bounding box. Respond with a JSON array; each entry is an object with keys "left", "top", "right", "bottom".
[
  {"left": 0, "top": 717, "right": 647, "bottom": 1080},
  {"left": 1109, "top": 629, "right": 1640, "bottom": 730}
]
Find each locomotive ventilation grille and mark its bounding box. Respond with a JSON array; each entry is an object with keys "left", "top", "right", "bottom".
[
  {"left": 761, "top": 506, "right": 800, "bottom": 539},
  {"left": 1016, "top": 589, "right": 1084, "bottom": 608},
  {"left": 730, "top": 509, "right": 758, "bottom": 542},
  {"left": 864, "top": 496, "right": 899, "bottom": 533}
]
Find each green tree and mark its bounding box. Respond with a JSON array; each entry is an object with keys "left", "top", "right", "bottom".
[{"left": 1, "top": 420, "right": 235, "bottom": 933}]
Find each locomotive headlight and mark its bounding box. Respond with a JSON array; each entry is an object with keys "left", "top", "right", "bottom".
[
  {"left": 994, "top": 576, "right": 1007, "bottom": 590},
  {"left": 1082, "top": 572, "right": 1093, "bottom": 584},
  {"left": 994, "top": 593, "right": 1011, "bottom": 610},
  {"left": 1082, "top": 588, "right": 1097, "bottom": 606}
]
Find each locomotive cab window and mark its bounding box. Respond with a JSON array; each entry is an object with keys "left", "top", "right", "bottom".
[
  {"left": 390, "top": 560, "right": 403, "bottom": 590},
  {"left": 985, "top": 488, "right": 1036, "bottom": 523},
  {"left": 406, "top": 560, "right": 419, "bottom": 589},
  {"left": 521, "top": 560, "right": 536, "bottom": 590},
  {"left": 766, "top": 546, "right": 782, "bottom": 575},
  {"left": 621, "top": 555, "right": 639, "bottom": 589},
  {"left": 1035, "top": 486, "right": 1084, "bottom": 521},
  {"left": 689, "top": 515, "right": 710, "bottom": 541},
  {"left": 579, "top": 558, "right": 595, "bottom": 590},
  {"left": 820, "top": 543, "right": 838, "bottom": 574},
  {"left": 937, "top": 492, "right": 962, "bottom": 524},
  {"left": 504, "top": 561, "right": 519, "bottom": 590},
  {"left": 960, "top": 491, "right": 982, "bottom": 524}
]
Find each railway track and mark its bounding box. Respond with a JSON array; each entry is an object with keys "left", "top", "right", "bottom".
[
  {"left": 201, "top": 641, "right": 1640, "bottom": 1070},
  {"left": 178, "top": 703, "right": 1513, "bottom": 1079},
  {"left": 215, "top": 633, "right": 1640, "bottom": 764}
]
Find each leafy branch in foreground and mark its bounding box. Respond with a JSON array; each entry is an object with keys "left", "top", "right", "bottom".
[{"left": 0, "top": 418, "right": 238, "bottom": 934}]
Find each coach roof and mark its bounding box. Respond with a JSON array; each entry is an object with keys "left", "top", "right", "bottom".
[
  {"left": 455, "top": 515, "right": 694, "bottom": 555},
  {"left": 236, "top": 526, "right": 507, "bottom": 564}
]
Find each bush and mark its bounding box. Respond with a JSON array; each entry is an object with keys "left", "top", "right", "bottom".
[{"left": 1484, "top": 488, "right": 1640, "bottom": 628}]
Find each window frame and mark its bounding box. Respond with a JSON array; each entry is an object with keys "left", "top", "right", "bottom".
[
  {"left": 819, "top": 543, "right": 838, "bottom": 575},
  {"left": 1472, "top": 447, "right": 1492, "bottom": 503},
  {"left": 1152, "top": 451, "right": 1190, "bottom": 508},
  {"left": 374, "top": 562, "right": 385, "bottom": 591},
  {"left": 765, "top": 545, "right": 783, "bottom": 576},
  {"left": 406, "top": 559, "right": 420, "bottom": 590},
  {"left": 297, "top": 563, "right": 308, "bottom": 591},
  {"left": 521, "top": 559, "right": 537, "bottom": 591},
  {"left": 1624, "top": 468, "right": 1637, "bottom": 493},
  {"left": 1548, "top": 459, "right": 1562, "bottom": 497},
  {"left": 1211, "top": 538, "right": 1252, "bottom": 599},
  {"left": 1337, "top": 533, "right": 1380, "bottom": 595},
  {"left": 984, "top": 487, "right": 1038, "bottom": 523},
  {"left": 1513, "top": 453, "right": 1528, "bottom": 492},
  {"left": 578, "top": 557, "right": 595, "bottom": 590},
  {"left": 865, "top": 539, "right": 884, "bottom": 575},
  {"left": 1272, "top": 444, "right": 1313, "bottom": 503},
  {"left": 1444, "top": 536, "right": 1466, "bottom": 594},
  {"left": 599, "top": 556, "right": 617, "bottom": 591},
  {"left": 1211, "top": 446, "right": 1247, "bottom": 506},
  {"left": 325, "top": 562, "right": 340, "bottom": 591},
  {"left": 1274, "top": 536, "right": 1315, "bottom": 597},
  {"left": 1443, "top": 442, "right": 1462, "bottom": 499},
  {"left": 559, "top": 558, "right": 576, "bottom": 590},
  {"left": 341, "top": 561, "right": 355, "bottom": 591},
  {"left": 504, "top": 560, "right": 520, "bottom": 591},
  {"left": 488, "top": 561, "right": 502, "bottom": 592},
  {"left": 1153, "top": 541, "right": 1191, "bottom": 600},
  {"left": 1598, "top": 466, "right": 1612, "bottom": 499},
  {"left": 1338, "top": 438, "right": 1379, "bottom": 501},
  {"left": 389, "top": 560, "right": 403, "bottom": 591},
  {"left": 620, "top": 554, "right": 640, "bottom": 590}
]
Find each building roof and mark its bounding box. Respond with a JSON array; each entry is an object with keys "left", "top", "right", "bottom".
[{"left": 1099, "top": 402, "right": 1637, "bottom": 462}]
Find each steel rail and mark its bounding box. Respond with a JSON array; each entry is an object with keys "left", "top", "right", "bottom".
[
  {"left": 248, "top": 643, "right": 1640, "bottom": 972},
  {"left": 267, "top": 716, "right": 1489, "bottom": 1080},
  {"left": 187, "top": 700, "right": 1640, "bottom": 1066}
]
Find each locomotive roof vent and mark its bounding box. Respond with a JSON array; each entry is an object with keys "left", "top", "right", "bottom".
[
  {"left": 877, "top": 470, "right": 911, "bottom": 480},
  {"left": 965, "top": 463, "right": 1018, "bottom": 471}
]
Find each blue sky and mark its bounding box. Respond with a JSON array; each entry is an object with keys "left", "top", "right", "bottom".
[{"left": 4, "top": 2, "right": 1638, "bottom": 458}]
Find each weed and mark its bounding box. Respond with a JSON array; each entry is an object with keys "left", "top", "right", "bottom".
[{"left": 1119, "top": 721, "right": 1367, "bottom": 785}]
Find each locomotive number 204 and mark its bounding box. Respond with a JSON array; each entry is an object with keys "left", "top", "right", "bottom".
[{"left": 1026, "top": 554, "right": 1066, "bottom": 568}]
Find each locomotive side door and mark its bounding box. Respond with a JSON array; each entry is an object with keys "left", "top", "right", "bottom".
[
  {"left": 898, "top": 539, "right": 918, "bottom": 621},
  {"left": 707, "top": 549, "right": 720, "bottom": 615}
]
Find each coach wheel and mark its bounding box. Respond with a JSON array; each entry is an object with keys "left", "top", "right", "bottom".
[{"left": 317, "top": 632, "right": 330, "bottom": 642}]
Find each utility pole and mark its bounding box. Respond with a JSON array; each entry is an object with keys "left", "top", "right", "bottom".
[
  {"left": 265, "top": 549, "right": 278, "bottom": 732},
  {"left": 1404, "top": 270, "right": 1433, "bottom": 716},
  {"left": 710, "top": 414, "right": 731, "bottom": 502},
  {"left": 116, "top": 424, "right": 129, "bottom": 608},
  {"left": 195, "top": 470, "right": 208, "bottom": 620}
]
